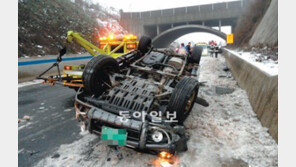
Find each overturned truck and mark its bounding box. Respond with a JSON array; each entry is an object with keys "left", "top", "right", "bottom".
[{"left": 75, "top": 36, "right": 207, "bottom": 154}]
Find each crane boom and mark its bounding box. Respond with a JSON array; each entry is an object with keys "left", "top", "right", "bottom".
[{"left": 66, "top": 31, "right": 103, "bottom": 56}]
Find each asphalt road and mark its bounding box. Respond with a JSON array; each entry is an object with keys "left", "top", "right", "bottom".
[{"left": 18, "top": 84, "right": 81, "bottom": 167}]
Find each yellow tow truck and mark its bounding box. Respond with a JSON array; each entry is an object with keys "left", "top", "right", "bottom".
[{"left": 38, "top": 31, "right": 139, "bottom": 90}]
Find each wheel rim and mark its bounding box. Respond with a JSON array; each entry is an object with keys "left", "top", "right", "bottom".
[
  {"left": 185, "top": 91, "right": 196, "bottom": 113},
  {"left": 93, "top": 66, "right": 114, "bottom": 95}
]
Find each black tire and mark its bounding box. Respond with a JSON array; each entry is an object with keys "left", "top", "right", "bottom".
[
  {"left": 138, "top": 36, "right": 152, "bottom": 54},
  {"left": 82, "top": 55, "right": 119, "bottom": 95},
  {"left": 167, "top": 76, "right": 199, "bottom": 124},
  {"left": 191, "top": 46, "right": 203, "bottom": 64}
]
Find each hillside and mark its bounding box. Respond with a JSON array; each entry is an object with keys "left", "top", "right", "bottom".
[
  {"left": 18, "top": 0, "right": 125, "bottom": 57},
  {"left": 249, "top": 0, "right": 278, "bottom": 47},
  {"left": 232, "top": 0, "right": 277, "bottom": 60},
  {"left": 233, "top": 0, "right": 272, "bottom": 47}
]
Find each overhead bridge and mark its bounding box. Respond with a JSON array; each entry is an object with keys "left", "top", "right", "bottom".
[
  {"left": 120, "top": 0, "right": 249, "bottom": 47},
  {"left": 153, "top": 25, "right": 227, "bottom": 48}
]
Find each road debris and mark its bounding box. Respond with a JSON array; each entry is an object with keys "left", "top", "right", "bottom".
[
  {"left": 51, "top": 153, "right": 60, "bottom": 159},
  {"left": 222, "top": 66, "right": 230, "bottom": 72},
  {"left": 215, "top": 86, "right": 235, "bottom": 95},
  {"left": 30, "top": 150, "right": 40, "bottom": 156},
  {"left": 23, "top": 115, "right": 31, "bottom": 121}
]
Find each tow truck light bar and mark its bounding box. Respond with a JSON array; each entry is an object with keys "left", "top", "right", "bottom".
[
  {"left": 108, "top": 34, "right": 115, "bottom": 40},
  {"left": 99, "top": 34, "right": 137, "bottom": 41},
  {"left": 124, "top": 34, "right": 137, "bottom": 40}
]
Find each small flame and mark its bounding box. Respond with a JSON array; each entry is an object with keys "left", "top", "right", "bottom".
[
  {"left": 152, "top": 152, "right": 179, "bottom": 167},
  {"left": 159, "top": 151, "right": 173, "bottom": 159}
]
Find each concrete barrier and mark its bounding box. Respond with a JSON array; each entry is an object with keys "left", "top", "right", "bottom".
[{"left": 223, "top": 49, "right": 278, "bottom": 142}]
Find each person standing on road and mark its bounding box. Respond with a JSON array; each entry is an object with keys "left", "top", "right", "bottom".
[
  {"left": 179, "top": 43, "right": 188, "bottom": 55},
  {"left": 186, "top": 42, "right": 191, "bottom": 55},
  {"left": 180, "top": 43, "right": 185, "bottom": 48}
]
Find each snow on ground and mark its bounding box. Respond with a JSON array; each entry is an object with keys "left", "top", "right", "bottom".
[
  {"left": 34, "top": 55, "right": 277, "bottom": 167},
  {"left": 225, "top": 48, "right": 278, "bottom": 76},
  {"left": 35, "top": 132, "right": 156, "bottom": 167},
  {"left": 180, "top": 56, "right": 277, "bottom": 167},
  {"left": 18, "top": 80, "right": 43, "bottom": 88}
]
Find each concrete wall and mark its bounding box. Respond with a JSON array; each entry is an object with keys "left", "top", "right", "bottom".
[
  {"left": 223, "top": 49, "right": 278, "bottom": 142},
  {"left": 249, "top": 0, "right": 278, "bottom": 46}
]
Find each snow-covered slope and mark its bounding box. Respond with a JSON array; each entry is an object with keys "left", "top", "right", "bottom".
[
  {"left": 18, "top": 0, "right": 125, "bottom": 57},
  {"left": 249, "top": 0, "right": 278, "bottom": 46}
]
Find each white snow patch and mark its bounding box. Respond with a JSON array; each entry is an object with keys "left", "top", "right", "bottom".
[
  {"left": 18, "top": 79, "right": 43, "bottom": 88},
  {"left": 225, "top": 48, "right": 278, "bottom": 76},
  {"left": 18, "top": 122, "right": 32, "bottom": 131},
  {"left": 64, "top": 108, "right": 72, "bottom": 112},
  {"left": 21, "top": 54, "right": 29, "bottom": 58},
  {"left": 18, "top": 148, "right": 24, "bottom": 154},
  {"left": 179, "top": 56, "right": 277, "bottom": 167}
]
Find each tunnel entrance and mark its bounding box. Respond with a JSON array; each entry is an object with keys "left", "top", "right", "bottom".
[{"left": 152, "top": 25, "right": 227, "bottom": 48}]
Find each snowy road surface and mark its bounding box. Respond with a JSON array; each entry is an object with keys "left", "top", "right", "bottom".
[{"left": 18, "top": 55, "right": 278, "bottom": 167}]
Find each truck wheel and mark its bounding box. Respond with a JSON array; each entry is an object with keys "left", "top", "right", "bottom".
[
  {"left": 138, "top": 36, "right": 152, "bottom": 54},
  {"left": 167, "top": 76, "right": 199, "bottom": 124},
  {"left": 191, "top": 46, "right": 203, "bottom": 64},
  {"left": 83, "top": 55, "right": 119, "bottom": 95}
]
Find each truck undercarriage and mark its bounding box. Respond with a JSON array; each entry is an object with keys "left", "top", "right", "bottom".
[{"left": 73, "top": 36, "right": 207, "bottom": 154}]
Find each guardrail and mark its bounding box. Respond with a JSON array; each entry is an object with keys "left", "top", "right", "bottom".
[{"left": 18, "top": 56, "right": 93, "bottom": 66}]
